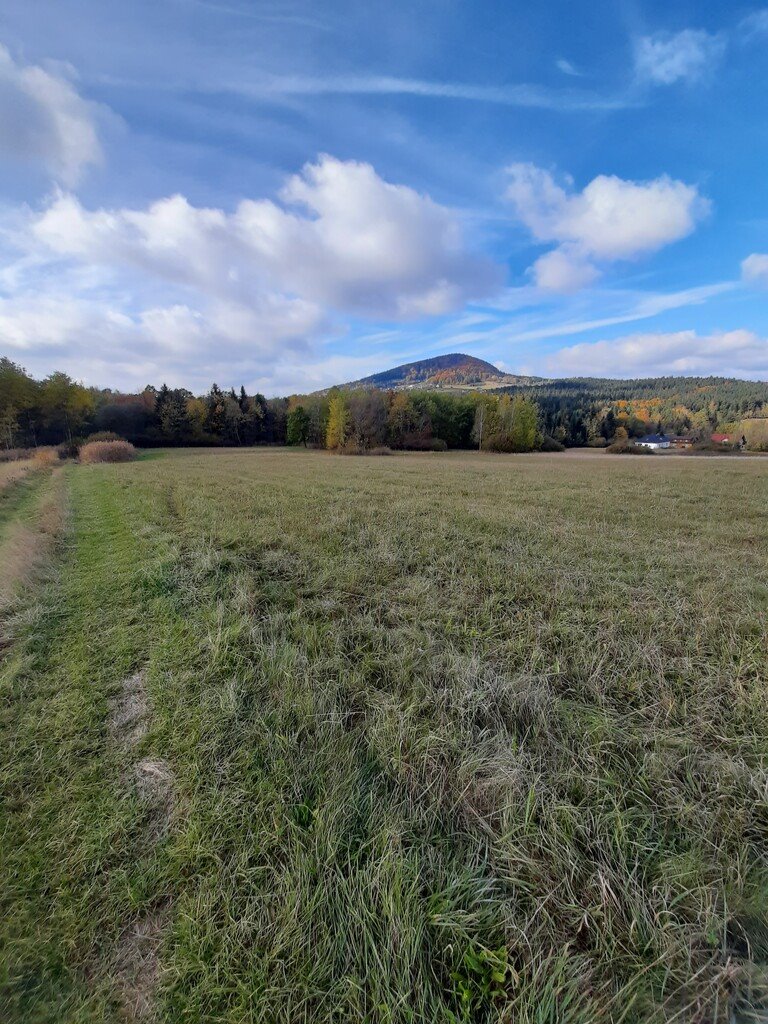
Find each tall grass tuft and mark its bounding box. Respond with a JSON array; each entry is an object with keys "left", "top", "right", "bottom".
[
  {"left": 32, "top": 447, "right": 60, "bottom": 467},
  {"left": 80, "top": 439, "right": 137, "bottom": 463}
]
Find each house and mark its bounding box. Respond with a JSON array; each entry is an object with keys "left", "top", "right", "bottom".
[
  {"left": 711, "top": 433, "right": 731, "bottom": 444},
  {"left": 636, "top": 433, "right": 671, "bottom": 449},
  {"left": 671, "top": 436, "right": 693, "bottom": 449}
]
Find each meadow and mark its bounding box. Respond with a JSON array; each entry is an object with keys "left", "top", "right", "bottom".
[{"left": 1, "top": 448, "right": 768, "bottom": 1023}]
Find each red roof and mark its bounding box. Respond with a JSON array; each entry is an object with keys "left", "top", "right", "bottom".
[{"left": 711, "top": 433, "right": 730, "bottom": 443}]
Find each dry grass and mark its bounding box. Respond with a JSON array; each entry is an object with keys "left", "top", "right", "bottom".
[
  {"left": 80, "top": 439, "right": 137, "bottom": 463},
  {"left": 111, "top": 907, "right": 170, "bottom": 1022},
  {"left": 0, "top": 469, "right": 65, "bottom": 615},
  {"left": 32, "top": 447, "right": 60, "bottom": 467},
  {"left": 2, "top": 449, "right": 768, "bottom": 1023},
  {"left": 0, "top": 459, "right": 33, "bottom": 493}
]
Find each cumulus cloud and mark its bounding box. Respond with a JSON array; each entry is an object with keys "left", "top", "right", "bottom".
[
  {"left": 0, "top": 289, "right": 325, "bottom": 392},
  {"left": 505, "top": 165, "right": 707, "bottom": 260},
  {"left": 0, "top": 45, "right": 101, "bottom": 184},
  {"left": 548, "top": 329, "right": 768, "bottom": 379},
  {"left": 4, "top": 155, "right": 502, "bottom": 390},
  {"left": 742, "top": 253, "right": 768, "bottom": 288},
  {"left": 634, "top": 29, "right": 726, "bottom": 85},
  {"left": 31, "top": 155, "right": 499, "bottom": 318},
  {"left": 505, "top": 163, "right": 708, "bottom": 292},
  {"left": 530, "top": 248, "right": 599, "bottom": 293}
]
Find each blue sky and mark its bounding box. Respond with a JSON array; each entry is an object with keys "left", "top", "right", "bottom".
[{"left": 0, "top": 0, "right": 766, "bottom": 393}]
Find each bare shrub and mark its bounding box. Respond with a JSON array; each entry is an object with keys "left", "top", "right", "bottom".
[
  {"left": 33, "top": 447, "right": 60, "bottom": 467},
  {"left": 84, "top": 431, "right": 125, "bottom": 444},
  {"left": 540, "top": 435, "right": 565, "bottom": 452},
  {"left": 80, "top": 440, "right": 137, "bottom": 464},
  {"left": 605, "top": 439, "right": 652, "bottom": 454},
  {"left": 0, "top": 448, "right": 33, "bottom": 463},
  {"left": 339, "top": 443, "right": 393, "bottom": 456}
]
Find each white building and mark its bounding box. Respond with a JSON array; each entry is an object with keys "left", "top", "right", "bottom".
[{"left": 636, "top": 433, "right": 671, "bottom": 449}]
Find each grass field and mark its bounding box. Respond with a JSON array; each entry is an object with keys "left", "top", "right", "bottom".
[{"left": 2, "top": 448, "right": 768, "bottom": 1023}]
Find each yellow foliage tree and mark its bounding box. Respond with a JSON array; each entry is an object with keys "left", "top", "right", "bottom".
[{"left": 325, "top": 390, "right": 349, "bottom": 450}]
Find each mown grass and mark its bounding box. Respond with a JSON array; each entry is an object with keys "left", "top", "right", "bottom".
[{"left": 1, "top": 449, "right": 768, "bottom": 1023}]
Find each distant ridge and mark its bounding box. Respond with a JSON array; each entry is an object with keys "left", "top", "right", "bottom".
[{"left": 336, "top": 353, "right": 543, "bottom": 392}]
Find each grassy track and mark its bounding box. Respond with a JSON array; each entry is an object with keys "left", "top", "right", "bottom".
[{"left": 2, "top": 449, "right": 768, "bottom": 1022}]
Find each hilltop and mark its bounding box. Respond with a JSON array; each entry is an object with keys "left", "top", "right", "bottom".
[{"left": 337, "top": 353, "right": 543, "bottom": 392}]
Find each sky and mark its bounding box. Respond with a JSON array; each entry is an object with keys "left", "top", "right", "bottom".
[{"left": 0, "top": 0, "right": 766, "bottom": 395}]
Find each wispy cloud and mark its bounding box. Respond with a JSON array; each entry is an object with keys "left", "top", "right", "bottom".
[
  {"left": 556, "top": 59, "right": 581, "bottom": 77},
  {"left": 0, "top": 44, "right": 103, "bottom": 184},
  {"left": 742, "top": 253, "right": 768, "bottom": 288},
  {"left": 222, "top": 74, "right": 633, "bottom": 112},
  {"left": 503, "top": 282, "right": 738, "bottom": 343},
  {"left": 393, "top": 281, "right": 739, "bottom": 371},
  {"left": 173, "top": 0, "right": 331, "bottom": 30},
  {"left": 738, "top": 9, "right": 768, "bottom": 41}
]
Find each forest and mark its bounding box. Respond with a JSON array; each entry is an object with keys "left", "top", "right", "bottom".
[{"left": 2, "top": 357, "right": 768, "bottom": 453}]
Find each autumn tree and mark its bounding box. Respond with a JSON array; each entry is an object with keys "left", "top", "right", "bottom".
[
  {"left": 0, "top": 359, "right": 38, "bottom": 447},
  {"left": 326, "top": 390, "right": 349, "bottom": 449},
  {"left": 347, "top": 390, "right": 388, "bottom": 449},
  {"left": 38, "top": 372, "right": 94, "bottom": 443}
]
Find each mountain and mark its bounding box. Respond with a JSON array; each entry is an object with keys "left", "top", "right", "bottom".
[{"left": 338, "top": 353, "right": 543, "bottom": 392}]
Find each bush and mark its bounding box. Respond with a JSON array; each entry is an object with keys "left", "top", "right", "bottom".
[
  {"left": 33, "top": 447, "right": 60, "bottom": 467},
  {"left": 83, "top": 431, "right": 124, "bottom": 444},
  {"left": 485, "top": 432, "right": 516, "bottom": 453},
  {"left": 339, "top": 443, "right": 393, "bottom": 456},
  {"left": 605, "top": 439, "right": 652, "bottom": 455},
  {"left": 57, "top": 440, "right": 81, "bottom": 460},
  {"left": 540, "top": 435, "right": 565, "bottom": 452},
  {"left": 80, "top": 440, "right": 137, "bottom": 463},
  {"left": 400, "top": 434, "right": 448, "bottom": 451},
  {"left": 0, "top": 447, "right": 32, "bottom": 463}
]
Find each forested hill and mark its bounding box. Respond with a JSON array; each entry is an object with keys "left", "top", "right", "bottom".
[
  {"left": 2, "top": 354, "right": 767, "bottom": 452},
  {"left": 335, "top": 356, "right": 767, "bottom": 422},
  {"left": 504, "top": 375, "right": 768, "bottom": 409},
  {"left": 496, "top": 375, "right": 768, "bottom": 440},
  {"left": 339, "top": 353, "right": 541, "bottom": 391}
]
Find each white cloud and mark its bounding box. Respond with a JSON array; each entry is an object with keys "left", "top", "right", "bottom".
[
  {"left": 227, "top": 74, "right": 629, "bottom": 112},
  {"left": 31, "top": 155, "right": 500, "bottom": 318},
  {"left": 4, "top": 155, "right": 504, "bottom": 390},
  {"left": 0, "top": 288, "right": 325, "bottom": 392},
  {"left": 505, "top": 163, "right": 708, "bottom": 292},
  {"left": 531, "top": 248, "right": 598, "bottom": 293},
  {"left": 742, "top": 253, "right": 768, "bottom": 288},
  {"left": 548, "top": 329, "right": 768, "bottom": 379},
  {"left": 634, "top": 30, "right": 726, "bottom": 86},
  {"left": 0, "top": 45, "right": 101, "bottom": 184}
]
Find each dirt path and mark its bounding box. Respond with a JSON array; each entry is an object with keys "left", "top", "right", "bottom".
[{"left": 108, "top": 667, "right": 175, "bottom": 1019}]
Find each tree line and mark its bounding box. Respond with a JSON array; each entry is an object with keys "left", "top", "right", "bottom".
[{"left": 2, "top": 357, "right": 767, "bottom": 454}]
